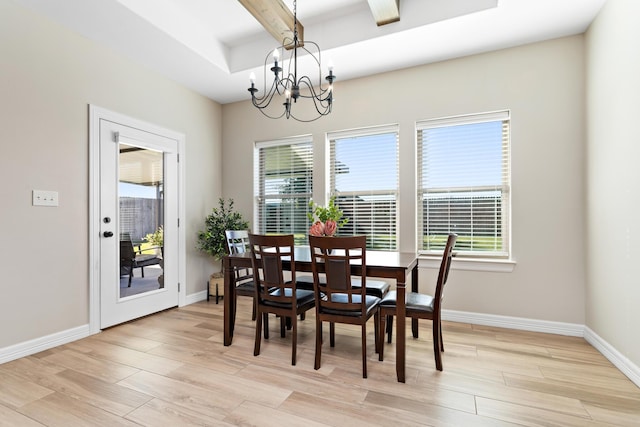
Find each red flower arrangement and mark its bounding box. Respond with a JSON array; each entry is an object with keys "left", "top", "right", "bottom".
[
  {"left": 307, "top": 197, "right": 348, "bottom": 237},
  {"left": 309, "top": 219, "right": 337, "bottom": 237}
]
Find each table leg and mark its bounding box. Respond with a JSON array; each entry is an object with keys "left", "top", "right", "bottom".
[
  {"left": 396, "top": 279, "right": 406, "bottom": 383},
  {"left": 395, "top": 264, "right": 418, "bottom": 383},
  {"left": 223, "top": 256, "right": 234, "bottom": 346},
  {"left": 411, "top": 265, "right": 419, "bottom": 338}
]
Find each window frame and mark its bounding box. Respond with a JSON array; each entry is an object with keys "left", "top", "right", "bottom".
[
  {"left": 254, "top": 135, "right": 313, "bottom": 245},
  {"left": 416, "top": 110, "right": 511, "bottom": 259},
  {"left": 328, "top": 124, "right": 400, "bottom": 251}
]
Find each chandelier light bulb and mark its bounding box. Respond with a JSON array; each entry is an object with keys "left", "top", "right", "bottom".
[
  {"left": 249, "top": 72, "right": 256, "bottom": 84},
  {"left": 273, "top": 48, "right": 280, "bottom": 62}
]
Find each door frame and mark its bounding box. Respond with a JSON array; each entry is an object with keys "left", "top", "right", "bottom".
[{"left": 89, "top": 105, "right": 186, "bottom": 334}]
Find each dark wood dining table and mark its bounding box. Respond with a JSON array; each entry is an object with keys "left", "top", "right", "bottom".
[{"left": 222, "top": 247, "right": 418, "bottom": 383}]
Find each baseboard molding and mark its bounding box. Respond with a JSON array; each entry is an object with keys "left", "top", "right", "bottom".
[
  {"left": 584, "top": 326, "right": 640, "bottom": 388},
  {"left": 443, "top": 309, "right": 585, "bottom": 336},
  {"left": 443, "top": 309, "right": 640, "bottom": 388},
  {"left": 185, "top": 290, "right": 209, "bottom": 305},
  {"left": 1, "top": 292, "right": 208, "bottom": 365},
  {"left": 0, "top": 324, "right": 92, "bottom": 365},
  {"left": 3, "top": 305, "right": 638, "bottom": 390}
]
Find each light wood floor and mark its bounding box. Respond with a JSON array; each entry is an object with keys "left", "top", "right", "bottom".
[{"left": 1, "top": 298, "right": 639, "bottom": 426}]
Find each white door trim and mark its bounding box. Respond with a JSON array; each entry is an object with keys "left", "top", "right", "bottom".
[{"left": 89, "top": 105, "right": 186, "bottom": 334}]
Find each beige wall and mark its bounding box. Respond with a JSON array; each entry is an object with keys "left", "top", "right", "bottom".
[
  {"left": 10, "top": 0, "right": 635, "bottom": 370},
  {"left": 222, "top": 36, "right": 587, "bottom": 324},
  {"left": 0, "top": 0, "right": 221, "bottom": 348},
  {"left": 586, "top": 0, "right": 640, "bottom": 369}
]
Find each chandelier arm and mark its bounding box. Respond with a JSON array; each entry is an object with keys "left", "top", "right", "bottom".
[
  {"left": 288, "top": 102, "right": 331, "bottom": 122},
  {"left": 251, "top": 78, "right": 278, "bottom": 106},
  {"left": 296, "top": 76, "right": 333, "bottom": 103},
  {"left": 251, "top": 82, "right": 287, "bottom": 119},
  {"left": 292, "top": 79, "right": 332, "bottom": 118}
]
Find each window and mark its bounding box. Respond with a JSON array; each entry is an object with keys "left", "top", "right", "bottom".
[
  {"left": 255, "top": 136, "right": 313, "bottom": 245},
  {"left": 417, "top": 111, "right": 510, "bottom": 257},
  {"left": 329, "top": 125, "right": 399, "bottom": 250}
]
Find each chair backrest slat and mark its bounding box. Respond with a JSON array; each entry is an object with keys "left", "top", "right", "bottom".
[
  {"left": 309, "top": 235, "right": 368, "bottom": 313},
  {"left": 226, "top": 230, "right": 252, "bottom": 282},
  {"left": 249, "top": 233, "right": 297, "bottom": 305},
  {"left": 120, "top": 239, "right": 136, "bottom": 261},
  {"left": 434, "top": 234, "right": 457, "bottom": 310},
  {"left": 226, "top": 230, "right": 250, "bottom": 254}
]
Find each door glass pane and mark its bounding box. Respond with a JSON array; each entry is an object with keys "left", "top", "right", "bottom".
[{"left": 118, "top": 143, "right": 164, "bottom": 298}]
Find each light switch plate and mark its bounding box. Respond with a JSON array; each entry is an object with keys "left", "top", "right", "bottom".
[{"left": 33, "top": 190, "right": 59, "bottom": 206}]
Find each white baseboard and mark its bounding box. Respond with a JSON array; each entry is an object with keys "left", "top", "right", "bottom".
[
  {"left": 3, "top": 306, "right": 638, "bottom": 390},
  {"left": 584, "top": 327, "right": 640, "bottom": 388},
  {"left": 443, "top": 309, "right": 640, "bottom": 388},
  {"left": 185, "top": 290, "right": 209, "bottom": 305},
  {"left": 0, "top": 324, "right": 92, "bottom": 365},
  {"left": 1, "top": 292, "right": 208, "bottom": 365},
  {"left": 443, "top": 309, "right": 585, "bottom": 336}
]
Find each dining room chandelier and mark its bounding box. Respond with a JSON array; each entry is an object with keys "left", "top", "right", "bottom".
[{"left": 248, "top": 0, "right": 335, "bottom": 122}]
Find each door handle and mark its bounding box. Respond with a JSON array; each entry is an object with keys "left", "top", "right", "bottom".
[{"left": 103, "top": 231, "right": 114, "bottom": 238}]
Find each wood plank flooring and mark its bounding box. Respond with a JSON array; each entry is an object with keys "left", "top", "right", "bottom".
[{"left": 1, "top": 298, "right": 639, "bottom": 426}]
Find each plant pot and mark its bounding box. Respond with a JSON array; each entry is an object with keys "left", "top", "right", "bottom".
[{"left": 209, "top": 273, "right": 224, "bottom": 303}]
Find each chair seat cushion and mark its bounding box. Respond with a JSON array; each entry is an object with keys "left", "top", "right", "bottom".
[
  {"left": 295, "top": 275, "right": 316, "bottom": 291},
  {"left": 321, "top": 293, "right": 380, "bottom": 317},
  {"left": 380, "top": 290, "right": 435, "bottom": 313},
  {"left": 264, "top": 288, "right": 315, "bottom": 308},
  {"left": 235, "top": 281, "right": 255, "bottom": 296},
  {"left": 135, "top": 254, "right": 161, "bottom": 267},
  {"left": 296, "top": 275, "right": 389, "bottom": 297},
  {"left": 350, "top": 277, "right": 390, "bottom": 298}
]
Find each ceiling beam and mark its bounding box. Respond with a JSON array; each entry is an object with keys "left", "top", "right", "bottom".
[
  {"left": 367, "top": 0, "right": 400, "bottom": 26},
  {"left": 238, "top": 0, "right": 304, "bottom": 49}
]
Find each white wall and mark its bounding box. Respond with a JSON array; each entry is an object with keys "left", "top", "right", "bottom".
[
  {"left": 586, "top": 0, "right": 640, "bottom": 370},
  {"left": 0, "top": 0, "right": 221, "bottom": 349},
  {"left": 222, "top": 36, "right": 587, "bottom": 324}
]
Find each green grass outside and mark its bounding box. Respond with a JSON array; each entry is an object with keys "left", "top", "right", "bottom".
[
  {"left": 137, "top": 242, "right": 161, "bottom": 254},
  {"left": 422, "top": 234, "right": 501, "bottom": 251}
]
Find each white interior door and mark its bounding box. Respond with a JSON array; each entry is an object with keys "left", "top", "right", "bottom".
[{"left": 99, "top": 119, "right": 179, "bottom": 328}]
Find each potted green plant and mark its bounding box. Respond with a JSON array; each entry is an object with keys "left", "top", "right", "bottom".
[
  {"left": 198, "top": 198, "right": 249, "bottom": 260},
  {"left": 197, "top": 198, "right": 249, "bottom": 300},
  {"left": 197, "top": 198, "right": 249, "bottom": 260}
]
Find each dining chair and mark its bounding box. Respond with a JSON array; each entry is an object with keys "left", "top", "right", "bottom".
[
  {"left": 219, "top": 229, "right": 258, "bottom": 320},
  {"left": 120, "top": 235, "right": 162, "bottom": 287},
  {"left": 248, "top": 233, "right": 315, "bottom": 366},
  {"left": 297, "top": 249, "right": 390, "bottom": 324},
  {"left": 378, "top": 233, "right": 457, "bottom": 371},
  {"left": 309, "top": 235, "right": 381, "bottom": 378}
]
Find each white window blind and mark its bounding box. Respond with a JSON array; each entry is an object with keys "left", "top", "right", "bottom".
[
  {"left": 417, "top": 111, "right": 511, "bottom": 257},
  {"left": 255, "top": 137, "right": 313, "bottom": 245},
  {"left": 329, "top": 125, "right": 399, "bottom": 250}
]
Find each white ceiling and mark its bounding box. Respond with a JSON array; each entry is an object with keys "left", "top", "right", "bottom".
[{"left": 13, "top": 0, "right": 607, "bottom": 105}]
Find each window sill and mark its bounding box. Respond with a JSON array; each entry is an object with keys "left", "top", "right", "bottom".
[{"left": 418, "top": 255, "right": 516, "bottom": 273}]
